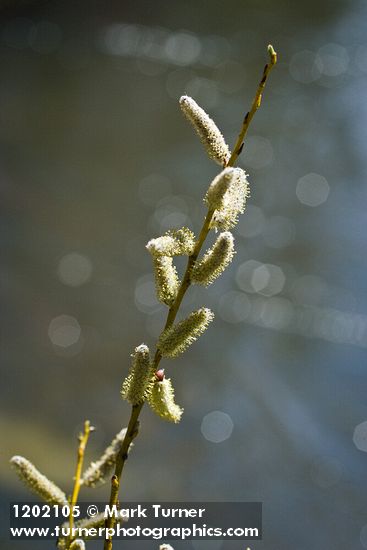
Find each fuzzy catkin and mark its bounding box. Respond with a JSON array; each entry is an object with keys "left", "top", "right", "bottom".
[
  {"left": 158, "top": 307, "right": 214, "bottom": 358},
  {"left": 204, "top": 168, "right": 236, "bottom": 211},
  {"left": 121, "top": 345, "right": 153, "bottom": 405},
  {"left": 191, "top": 232, "right": 235, "bottom": 286},
  {"left": 167, "top": 228, "right": 196, "bottom": 255},
  {"left": 211, "top": 167, "right": 250, "bottom": 230},
  {"left": 81, "top": 428, "right": 128, "bottom": 488},
  {"left": 153, "top": 256, "right": 180, "bottom": 306},
  {"left": 10, "top": 456, "right": 68, "bottom": 506},
  {"left": 147, "top": 228, "right": 195, "bottom": 257},
  {"left": 148, "top": 378, "right": 183, "bottom": 423},
  {"left": 179, "top": 95, "right": 231, "bottom": 166}
]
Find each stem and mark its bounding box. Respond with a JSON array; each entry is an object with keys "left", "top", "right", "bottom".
[
  {"left": 103, "top": 44, "right": 277, "bottom": 550},
  {"left": 227, "top": 44, "right": 277, "bottom": 168},
  {"left": 69, "top": 420, "right": 91, "bottom": 541},
  {"left": 103, "top": 210, "right": 215, "bottom": 550}
]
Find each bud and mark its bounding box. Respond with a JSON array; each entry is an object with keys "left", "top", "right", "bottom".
[
  {"left": 148, "top": 378, "right": 183, "bottom": 423},
  {"left": 121, "top": 345, "right": 154, "bottom": 405},
  {"left": 179, "top": 95, "right": 231, "bottom": 166},
  {"left": 81, "top": 428, "right": 129, "bottom": 488},
  {"left": 158, "top": 307, "right": 214, "bottom": 358},
  {"left": 211, "top": 168, "right": 250, "bottom": 230},
  {"left": 147, "top": 228, "right": 195, "bottom": 257},
  {"left": 268, "top": 44, "right": 277, "bottom": 64},
  {"left": 191, "top": 232, "right": 235, "bottom": 286},
  {"left": 204, "top": 168, "right": 236, "bottom": 211},
  {"left": 153, "top": 256, "right": 180, "bottom": 306},
  {"left": 160, "top": 545, "right": 175, "bottom": 550},
  {"left": 10, "top": 456, "right": 67, "bottom": 506},
  {"left": 155, "top": 368, "right": 165, "bottom": 381}
]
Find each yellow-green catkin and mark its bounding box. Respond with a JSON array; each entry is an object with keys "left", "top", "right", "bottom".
[
  {"left": 191, "top": 232, "right": 235, "bottom": 286},
  {"left": 179, "top": 95, "right": 231, "bottom": 166},
  {"left": 147, "top": 228, "right": 195, "bottom": 257},
  {"left": 211, "top": 167, "right": 250, "bottom": 230},
  {"left": 10, "top": 456, "right": 68, "bottom": 506},
  {"left": 70, "top": 540, "right": 85, "bottom": 550},
  {"left": 153, "top": 256, "right": 180, "bottom": 306},
  {"left": 204, "top": 167, "right": 237, "bottom": 210},
  {"left": 158, "top": 307, "right": 214, "bottom": 358},
  {"left": 81, "top": 427, "right": 128, "bottom": 488},
  {"left": 148, "top": 378, "right": 183, "bottom": 423},
  {"left": 121, "top": 345, "right": 153, "bottom": 405}
]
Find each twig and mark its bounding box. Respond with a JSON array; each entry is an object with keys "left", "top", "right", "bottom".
[
  {"left": 227, "top": 44, "right": 277, "bottom": 168},
  {"left": 103, "top": 44, "right": 277, "bottom": 550},
  {"left": 69, "top": 420, "right": 91, "bottom": 541}
]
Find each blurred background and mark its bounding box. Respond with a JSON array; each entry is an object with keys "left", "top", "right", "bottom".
[{"left": 1, "top": 0, "right": 367, "bottom": 549}]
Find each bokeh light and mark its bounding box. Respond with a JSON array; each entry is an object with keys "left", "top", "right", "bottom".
[
  {"left": 353, "top": 421, "right": 367, "bottom": 452},
  {"left": 48, "top": 315, "right": 81, "bottom": 348},
  {"left": 57, "top": 252, "right": 93, "bottom": 287},
  {"left": 296, "top": 173, "right": 330, "bottom": 207},
  {"left": 201, "top": 411, "right": 234, "bottom": 443},
  {"left": 317, "top": 43, "right": 349, "bottom": 77}
]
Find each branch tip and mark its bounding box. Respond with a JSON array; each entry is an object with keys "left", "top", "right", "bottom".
[{"left": 267, "top": 44, "right": 277, "bottom": 64}]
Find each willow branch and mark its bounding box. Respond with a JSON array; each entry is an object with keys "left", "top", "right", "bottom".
[{"left": 103, "top": 44, "right": 277, "bottom": 550}]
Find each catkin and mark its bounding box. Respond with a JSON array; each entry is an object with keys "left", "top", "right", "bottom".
[
  {"left": 204, "top": 168, "right": 237, "bottom": 211},
  {"left": 81, "top": 427, "right": 128, "bottom": 488},
  {"left": 148, "top": 378, "right": 183, "bottom": 423},
  {"left": 153, "top": 256, "right": 180, "bottom": 306},
  {"left": 70, "top": 541, "right": 85, "bottom": 550},
  {"left": 158, "top": 307, "right": 214, "bottom": 358},
  {"left": 121, "top": 345, "right": 154, "bottom": 405},
  {"left": 147, "top": 228, "right": 195, "bottom": 257},
  {"left": 191, "top": 232, "right": 235, "bottom": 286},
  {"left": 10, "top": 456, "right": 68, "bottom": 506},
  {"left": 179, "top": 95, "right": 231, "bottom": 166},
  {"left": 211, "top": 167, "right": 250, "bottom": 230}
]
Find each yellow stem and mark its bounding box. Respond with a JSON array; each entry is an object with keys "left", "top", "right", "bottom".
[
  {"left": 227, "top": 44, "right": 277, "bottom": 168},
  {"left": 69, "top": 420, "right": 91, "bottom": 542}
]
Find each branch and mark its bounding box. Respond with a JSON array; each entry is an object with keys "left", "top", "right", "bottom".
[
  {"left": 103, "top": 44, "right": 277, "bottom": 550},
  {"left": 227, "top": 44, "right": 277, "bottom": 168},
  {"left": 69, "top": 420, "right": 91, "bottom": 542}
]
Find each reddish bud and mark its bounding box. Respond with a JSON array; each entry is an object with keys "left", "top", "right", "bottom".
[{"left": 155, "top": 369, "right": 165, "bottom": 381}]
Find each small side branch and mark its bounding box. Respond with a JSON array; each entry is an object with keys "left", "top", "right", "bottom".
[
  {"left": 227, "top": 44, "right": 277, "bottom": 168},
  {"left": 69, "top": 420, "right": 92, "bottom": 540}
]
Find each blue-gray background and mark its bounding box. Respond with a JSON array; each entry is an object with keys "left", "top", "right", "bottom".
[{"left": 1, "top": 1, "right": 367, "bottom": 549}]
